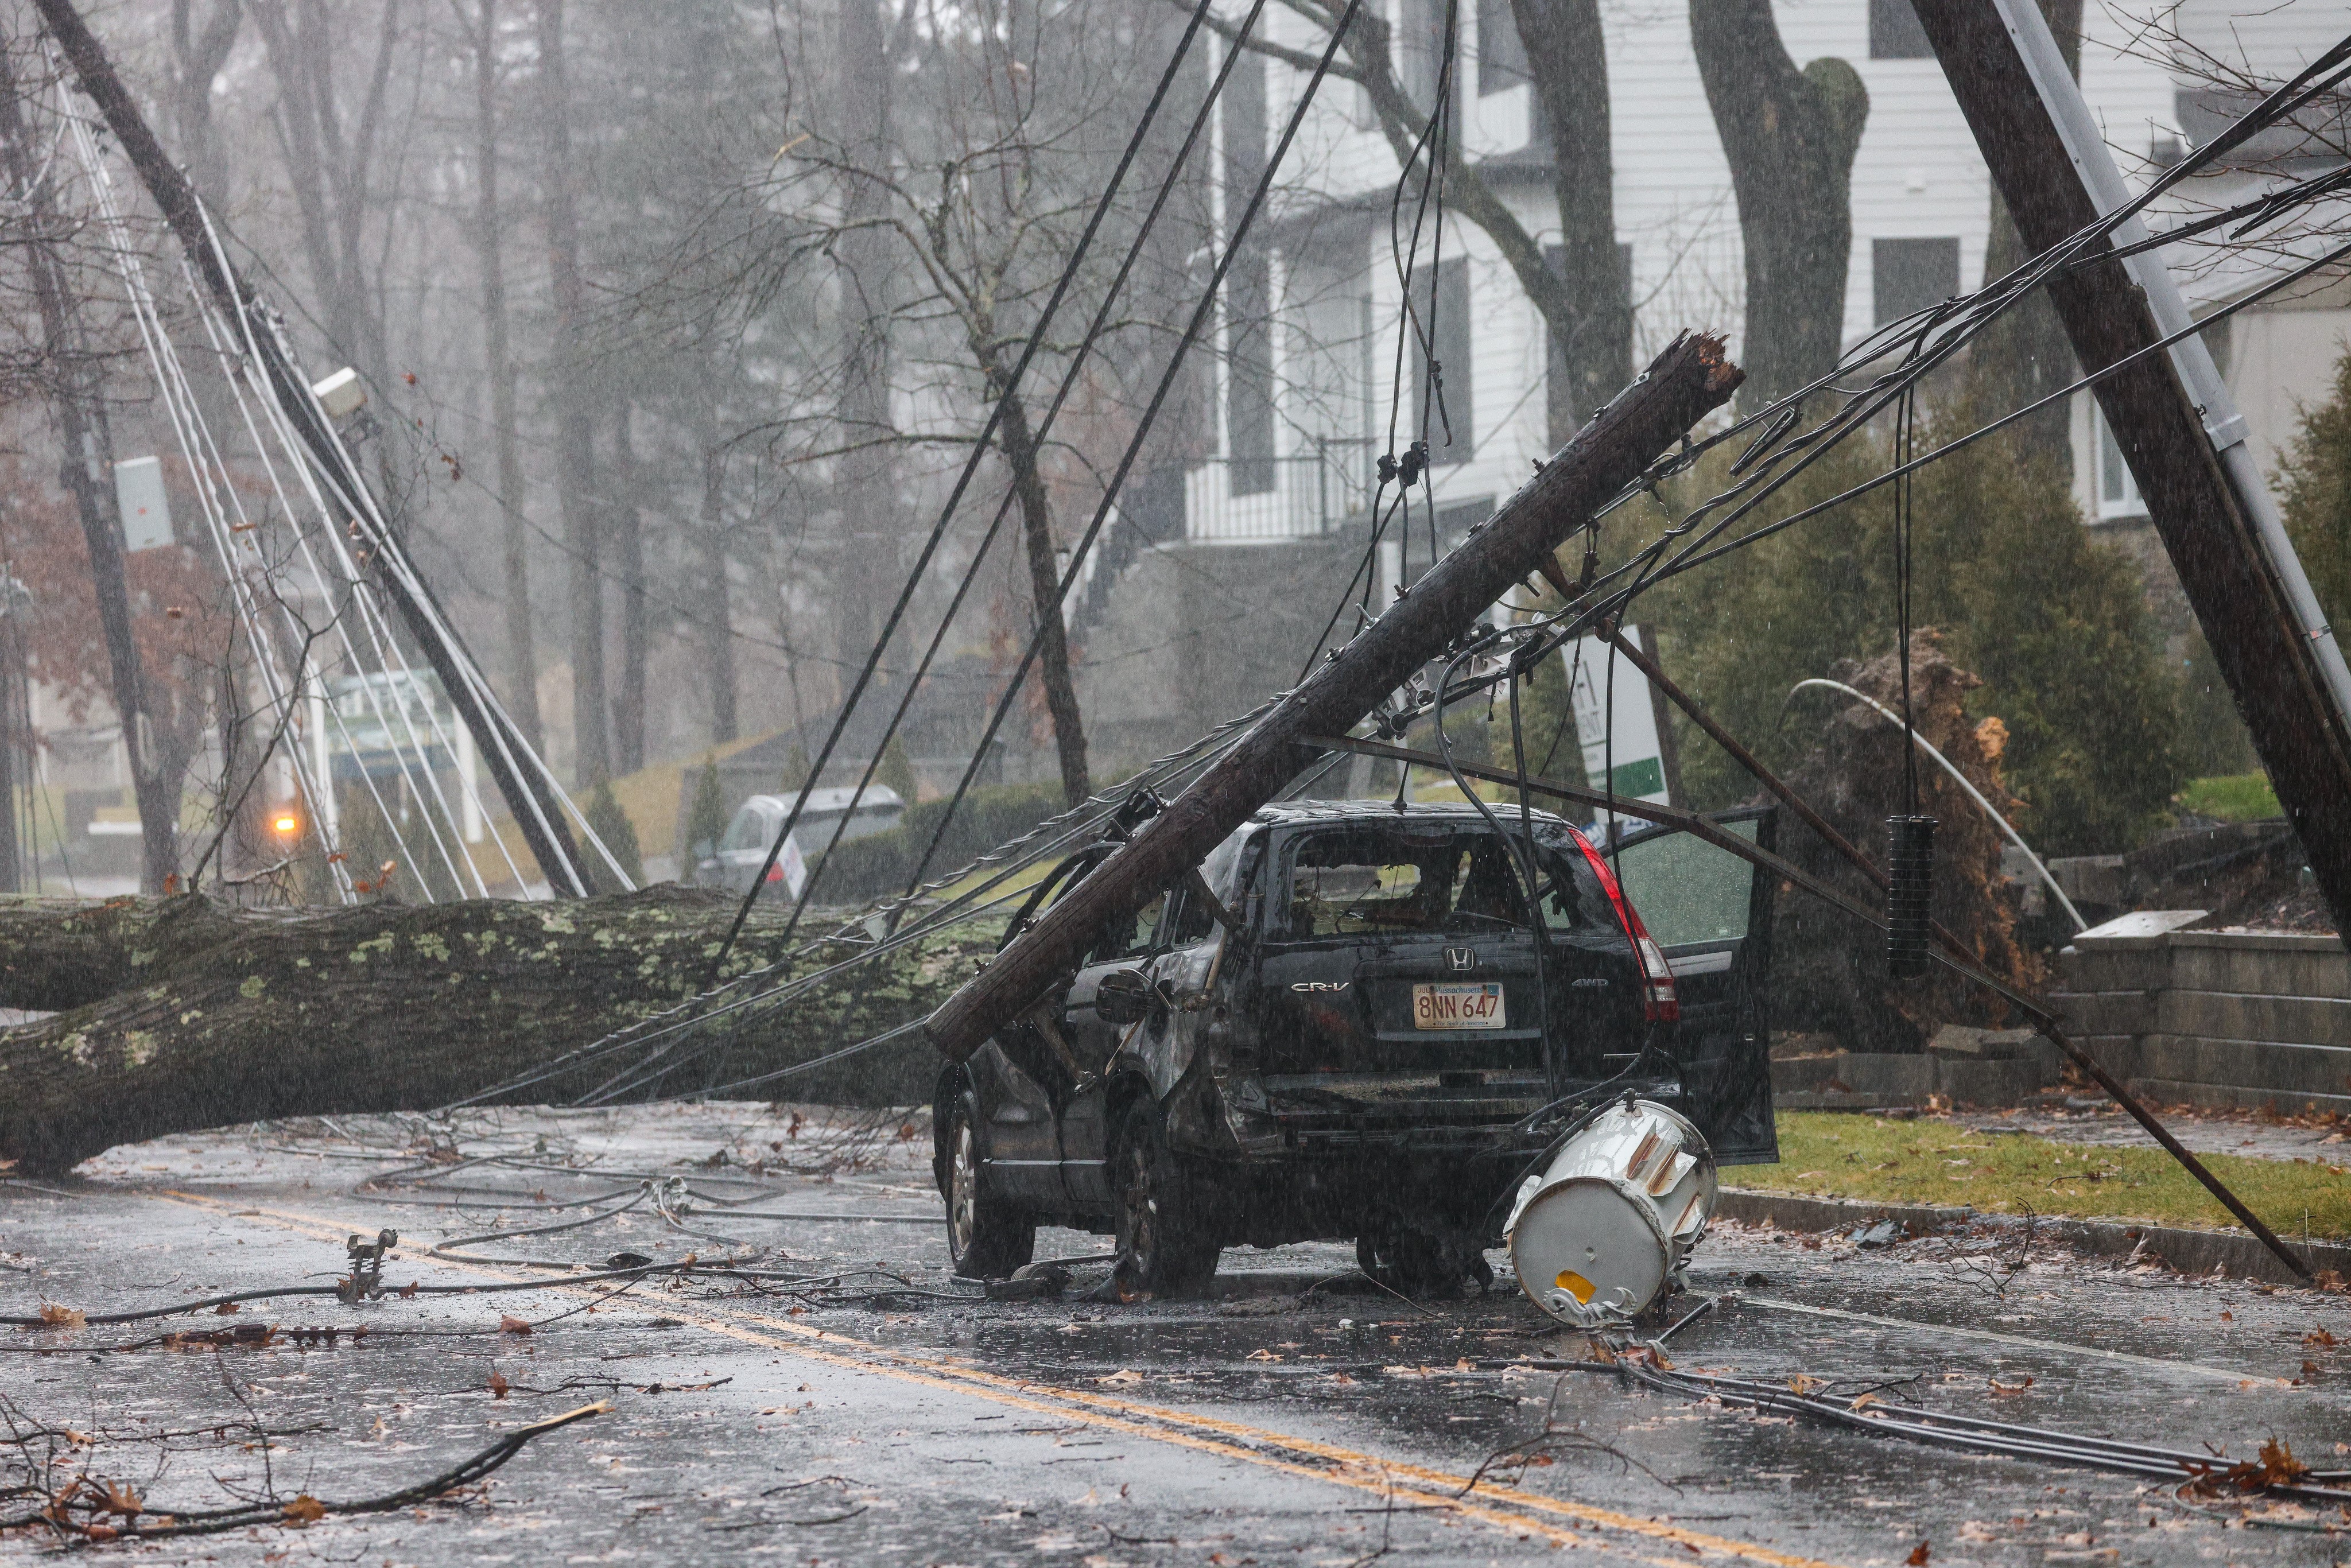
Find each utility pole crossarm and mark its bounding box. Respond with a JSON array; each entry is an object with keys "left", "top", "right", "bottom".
[
  {"left": 924, "top": 333, "right": 1744, "bottom": 1064},
  {"left": 1911, "top": 0, "right": 2351, "bottom": 937}
]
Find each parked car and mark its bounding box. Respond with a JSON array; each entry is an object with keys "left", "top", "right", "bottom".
[
  {"left": 699, "top": 785, "right": 906, "bottom": 894},
  {"left": 933, "top": 797, "right": 1778, "bottom": 1295}
]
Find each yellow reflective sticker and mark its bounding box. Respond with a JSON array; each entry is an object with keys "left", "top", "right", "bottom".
[{"left": 1554, "top": 1270, "right": 1596, "bottom": 1304}]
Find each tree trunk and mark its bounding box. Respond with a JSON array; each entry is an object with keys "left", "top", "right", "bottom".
[
  {"left": 535, "top": 0, "right": 608, "bottom": 784},
  {"left": 1969, "top": 0, "right": 2082, "bottom": 472},
  {"left": 1510, "top": 0, "right": 1630, "bottom": 439},
  {"left": 611, "top": 401, "right": 648, "bottom": 777},
  {"left": 168, "top": 0, "right": 242, "bottom": 209},
  {"left": 1689, "top": 0, "right": 1868, "bottom": 408},
  {"left": 831, "top": 0, "right": 899, "bottom": 673},
  {"left": 0, "top": 888, "right": 987, "bottom": 1175},
  {"left": 0, "top": 56, "right": 178, "bottom": 895},
  {"left": 701, "top": 443, "right": 739, "bottom": 745},
  {"left": 994, "top": 378, "right": 1091, "bottom": 806},
  {"left": 468, "top": 0, "right": 545, "bottom": 755}
]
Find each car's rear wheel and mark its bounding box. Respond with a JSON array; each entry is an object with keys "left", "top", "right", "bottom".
[
  {"left": 1114, "top": 1099, "right": 1220, "bottom": 1298},
  {"left": 945, "top": 1097, "right": 1034, "bottom": 1279}
]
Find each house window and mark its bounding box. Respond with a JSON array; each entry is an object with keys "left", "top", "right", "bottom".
[
  {"left": 1411, "top": 257, "right": 1472, "bottom": 465},
  {"left": 1477, "top": 0, "right": 1528, "bottom": 96},
  {"left": 1872, "top": 237, "right": 1960, "bottom": 328},
  {"left": 1400, "top": 0, "right": 1458, "bottom": 135},
  {"left": 1868, "top": 0, "right": 1933, "bottom": 59},
  {"left": 2094, "top": 406, "right": 2147, "bottom": 521}
]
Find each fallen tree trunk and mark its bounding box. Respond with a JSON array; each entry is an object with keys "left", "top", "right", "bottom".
[{"left": 0, "top": 890, "right": 985, "bottom": 1175}]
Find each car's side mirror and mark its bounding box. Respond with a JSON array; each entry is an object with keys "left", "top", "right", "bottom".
[{"left": 1094, "top": 968, "right": 1155, "bottom": 1026}]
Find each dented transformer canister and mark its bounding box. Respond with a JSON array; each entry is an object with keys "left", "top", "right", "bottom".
[{"left": 1504, "top": 1098, "right": 1718, "bottom": 1327}]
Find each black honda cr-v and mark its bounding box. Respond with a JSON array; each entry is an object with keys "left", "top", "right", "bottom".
[{"left": 933, "top": 798, "right": 1778, "bottom": 1294}]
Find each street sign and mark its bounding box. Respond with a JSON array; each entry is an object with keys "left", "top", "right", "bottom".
[{"left": 1562, "top": 626, "right": 1676, "bottom": 806}]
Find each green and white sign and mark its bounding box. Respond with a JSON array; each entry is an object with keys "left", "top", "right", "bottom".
[{"left": 1563, "top": 628, "right": 1674, "bottom": 806}]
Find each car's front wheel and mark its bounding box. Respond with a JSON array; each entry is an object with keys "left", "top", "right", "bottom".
[
  {"left": 1114, "top": 1099, "right": 1220, "bottom": 1299},
  {"left": 944, "top": 1096, "right": 1035, "bottom": 1279}
]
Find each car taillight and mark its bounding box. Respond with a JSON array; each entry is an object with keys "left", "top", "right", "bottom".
[{"left": 1571, "top": 830, "right": 1680, "bottom": 1023}]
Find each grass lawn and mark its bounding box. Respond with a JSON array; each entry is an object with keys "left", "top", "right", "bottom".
[
  {"left": 1739, "top": 1112, "right": 2351, "bottom": 1240},
  {"left": 2177, "top": 772, "right": 2282, "bottom": 822}
]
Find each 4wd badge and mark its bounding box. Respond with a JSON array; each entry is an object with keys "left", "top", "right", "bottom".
[{"left": 1445, "top": 947, "right": 1476, "bottom": 973}]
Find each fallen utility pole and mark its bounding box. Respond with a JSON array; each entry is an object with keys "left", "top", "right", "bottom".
[
  {"left": 1313, "top": 730, "right": 2314, "bottom": 1280},
  {"left": 1912, "top": 0, "right": 2351, "bottom": 937},
  {"left": 924, "top": 333, "right": 1744, "bottom": 1062},
  {"left": 30, "top": 0, "right": 593, "bottom": 898}
]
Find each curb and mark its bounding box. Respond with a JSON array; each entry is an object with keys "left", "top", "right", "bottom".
[{"left": 1714, "top": 1186, "right": 2351, "bottom": 1288}]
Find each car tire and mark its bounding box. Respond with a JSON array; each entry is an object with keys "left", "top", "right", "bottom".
[
  {"left": 944, "top": 1096, "right": 1035, "bottom": 1279},
  {"left": 1113, "top": 1098, "right": 1220, "bottom": 1299}
]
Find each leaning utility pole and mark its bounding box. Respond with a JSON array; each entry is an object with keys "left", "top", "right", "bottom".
[
  {"left": 925, "top": 333, "right": 1744, "bottom": 1062},
  {"left": 1912, "top": 0, "right": 2351, "bottom": 936},
  {"left": 32, "top": 0, "right": 595, "bottom": 898}
]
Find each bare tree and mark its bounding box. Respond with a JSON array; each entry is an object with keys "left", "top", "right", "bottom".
[
  {"left": 1204, "top": 0, "right": 1630, "bottom": 440},
  {"left": 458, "top": 0, "right": 544, "bottom": 752},
  {"left": 248, "top": 0, "right": 405, "bottom": 391},
  {"left": 534, "top": 0, "right": 608, "bottom": 783},
  {"left": 1688, "top": 0, "right": 1869, "bottom": 407}
]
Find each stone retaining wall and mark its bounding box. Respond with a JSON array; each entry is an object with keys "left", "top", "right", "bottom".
[{"left": 2049, "top": 913, "right": 2351, "bottom": 1116}]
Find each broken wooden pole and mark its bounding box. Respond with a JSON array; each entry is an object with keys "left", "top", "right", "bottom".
[
  {"left": 1911, "top": 0, "right": 2351, "bottom": 937},
  {"left": 924, "top": 333, "right": 1744, "bottom": 1063}
]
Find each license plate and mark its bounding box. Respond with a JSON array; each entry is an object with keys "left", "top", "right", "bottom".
[{"left": 1413, "top": 981, "right": 1505, "bottom": 1030}]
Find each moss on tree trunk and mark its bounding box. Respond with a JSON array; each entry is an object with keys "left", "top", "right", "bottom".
[{"left": 0, "top": 888, "right": 985, "bottom": 1175}]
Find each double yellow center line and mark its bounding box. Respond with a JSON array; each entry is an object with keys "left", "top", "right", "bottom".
[{"left": 158, "top": 1190, "right": 1849, "bottom": 1567}]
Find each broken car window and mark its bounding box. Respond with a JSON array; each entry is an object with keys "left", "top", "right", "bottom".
[{"left": 1276, "top": 827, "right": 1606, "bottom": 938}]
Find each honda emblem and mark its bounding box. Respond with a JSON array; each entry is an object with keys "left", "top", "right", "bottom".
[{"left": 1445, "top": 946, "right": 1476, "bottom": 973}]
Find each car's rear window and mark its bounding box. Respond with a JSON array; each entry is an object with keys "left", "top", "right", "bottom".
[{"left": 1274, "top": 824, "right": 1613, "bottom": 940}]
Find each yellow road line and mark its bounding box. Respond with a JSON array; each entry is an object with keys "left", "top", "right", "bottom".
[{"left": 157, "top": 1190, "right": 1850, "bottom": 1568}]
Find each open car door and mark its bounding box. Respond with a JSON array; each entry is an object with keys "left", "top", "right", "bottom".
[{"left": 1608, "top": 807, "right": 1779, "bottom": 1165}]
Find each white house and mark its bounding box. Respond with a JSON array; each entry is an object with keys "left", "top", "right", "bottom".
[
  {"left": 1071, "top": 0, "right": 2349, "bottom": 767},
  {"left": 1176, "top": 0, "right": 2349, "bottom": 549}
]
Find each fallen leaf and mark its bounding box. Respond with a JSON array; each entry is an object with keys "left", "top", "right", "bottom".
[
  {"left": 1989, "top": 1375, "right": 2034, "bottom": 1395},
  {"left": 1245, "top": 1348, "right": 1282, "bottom": 1362},
  {"left": 2220, "top": 1311, "right": 2234, "bottom": 1322},
  {"left": 499, "top": 1315, "right": 533, "bottom": 1336},
  {"left": 488, "top": 1372, "right": 510, "bottom": 1400},
  {"left": 1907, "top": 1542, "right": 1931, "bottom": 1566},
  {"left": 2305, "top": 1328, "right": 2337, "bottom": 1348},
  {"left": 1786, "top": 1375, "right": 1823, "bottom": 1396},
  {"left": 281, "top": 1495, "right": 326, "bottom": 1524},
  {"left": 398, "top": 1281, "right": 419, "bottom": 1298},
  {"left": 38, "top": 1304, "right": 85, "bottom": 1328},
  {"left": 100, "top": 1480, "right": 141, "bottom": 1516},
  {"left": 1850, "top": 1392, "right": 1883, "bottom": 1411},
  {"left": 215, "top": 1302, "right": 239, "bottom": 1315},
  {"left": 1097, "top": 1368, "right": 1144, "bottom": 1385}
]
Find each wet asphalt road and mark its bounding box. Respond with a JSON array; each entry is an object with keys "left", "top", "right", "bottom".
[{"left": 0, "top": 1103, "right": 2345, "bottom": 1566}]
